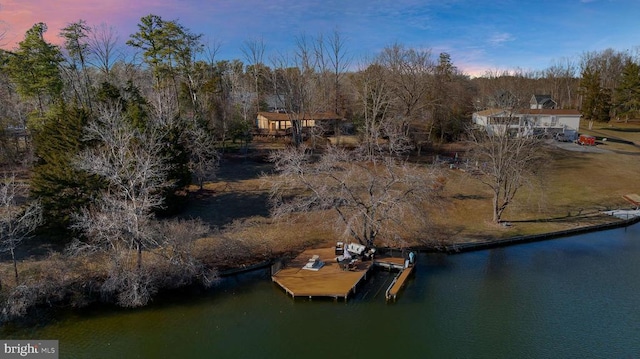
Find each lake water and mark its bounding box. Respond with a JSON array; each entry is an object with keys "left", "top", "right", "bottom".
[{"left": 2, "top": 224, "right": 640, "bottom": 358}]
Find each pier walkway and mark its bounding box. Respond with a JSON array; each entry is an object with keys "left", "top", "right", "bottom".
[{"left": 385, "top": 265, "right": 414, "bottom": 301}]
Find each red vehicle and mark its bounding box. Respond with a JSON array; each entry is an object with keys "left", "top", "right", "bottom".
[{"left": 578, "top": 134, "right": 596, "bottom": 146}]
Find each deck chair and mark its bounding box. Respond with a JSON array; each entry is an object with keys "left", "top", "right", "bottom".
[{"left": 336, "top": 257, "right": 349, "bottom": 271}]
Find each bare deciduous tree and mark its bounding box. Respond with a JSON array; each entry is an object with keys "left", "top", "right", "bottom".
[
  {"left": 351, "top": 60, "right": 414, "bottom": 159},
  {"left": 326, "top": 29, "right": 351, "bottom": 116},
  {"left": 467, "top": 120, "right": 548, "bottom": 223},
  {"left": 352, "top": 61, "right": 392, "bottom": 159},
  {"left": 0, "top": 20, "right": 7, "bottom": 47},
  {"left": 544, "top": 58, "right": 579, "bottom": 109},
  {"left": 242, "top": 37, "right": 266, "bottom": 115},
  {"left": 148, "top": 84, "right": 181, "bottom": 125},
  {"left": 580, "top": 48, "right": 629, "bottom": 91},
  {"left": 271, "top": 35, "right": 324, "bottom": 147},
  {"left": 74, "top": 106, "right": 172, "bottom": 268},
  {"left": 88, "top": 23, "right": 122, "bottom": 78},
  {"left": 268, "top": 145, "right": 443, "bottom": 247},
  {"left": 92, "top": 218, "right": 216, "bottom": 307},
  {"left": 155, "top": 218, "right": 217, "bottom": 288},
  {"left": 72, "top": 106, "right": 173, "bottom": 306},
  {"left": 0, "top": 174, "right": 43, "bottom": 286},
  {"left": 377, "top": 43, "right": 435, "bottom": 134},
  {"left": 185, "top": 123, "right": 220, "bottom": 190}
]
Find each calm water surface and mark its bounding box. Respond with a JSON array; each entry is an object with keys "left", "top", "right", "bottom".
[{"left": 3, "top": 224, "right": 640, "bottom": 358}]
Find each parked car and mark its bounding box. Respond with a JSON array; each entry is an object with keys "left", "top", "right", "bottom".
[
  {"left": 554, "top": 132, "right": 571, "bottom": 142},
  {"left": 577, "top": 134, "right": 596, "bottom": 146}
]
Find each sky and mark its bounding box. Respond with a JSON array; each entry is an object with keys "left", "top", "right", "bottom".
[{"left": 1, "top": 0, "right": 639, "bottom": 76}]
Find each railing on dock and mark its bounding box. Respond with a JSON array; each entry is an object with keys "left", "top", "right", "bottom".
[{"left": 271, "top": 260, "right": 283, "bottom": 275}]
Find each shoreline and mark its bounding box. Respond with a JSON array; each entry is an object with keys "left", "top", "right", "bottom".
[
  {"left": 228, "top": 212, "right": 640, "bottom": 278},
  {"left": 441, "top": 214, "right": 640, "bottom": 254},
  {"left": 2, "top": 212, "right": 637, "bottom": 328}
]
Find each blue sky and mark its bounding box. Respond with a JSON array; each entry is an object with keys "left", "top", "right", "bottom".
[{"left": 2, "top": 0, "right": 639, "bottom": 76}]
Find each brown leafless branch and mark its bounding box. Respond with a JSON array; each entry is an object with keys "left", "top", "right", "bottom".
[
  {"left": 467, "top": 119, "right": 548, "bottom": 223},
  {"left": 0, "top": 174, "right": 43, "bottom": 285},
  {"left": 267, "top": 144, "right": 442, "bottom": 247}
]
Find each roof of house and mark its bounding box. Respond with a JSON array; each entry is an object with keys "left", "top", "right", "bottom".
[
  {"left": 475, "top": 108, "right": 580, "bottom": 116},
  {"left": 521, "top": 109, "right": 581, "bottom": 116},
  {"left": 257, "top": 111, "right": 343, "bottom": 121},
  {"left": 531, "top": 94, "right": 557, "bottom": 109},
  {"left": 474, "top": 108, "right": 509, "bottom": 117},
  {"left": 531, "top": 94, "right": 552, "bottom": 103}
]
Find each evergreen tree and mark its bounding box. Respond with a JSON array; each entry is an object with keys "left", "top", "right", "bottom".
[
  {"left": 579, "top": 67, "right": 611, "bottom": 124},
  {"left": 594, "top": 87, "right": 612, "bottom": 123},
  {"left": 127, "top": 13, "right": 203, "bottom": 111},
  {"left": 127, "top": 16, "right": 203, "bottom": 204},
  {"left": 3, "top": 23, "right": 64, "bottom": 122},
  {"left": 614, "top": 60, "right": 640, "bottom": 121},
  {"left": 161, "top": 120, "right": 192, "bottom": 214},
  {"left": 127, "top": 14, "right": 167, "bottom": 89},
  {"left": 60, "top": 20, "right": 94, "bottom": 110},
  {"left": 31, "top": 104, "right": 102, "bottom": 232}
]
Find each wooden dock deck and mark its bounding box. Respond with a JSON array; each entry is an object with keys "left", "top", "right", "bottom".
[
  {"left": 385, "top": 265, "right": 414, "bottom": 301},
  {"left": 272, "top": 247, "right": 416, "bottom": 301},
  {"left": 272, "top": 247, "right": 374, "bottom": 300}
]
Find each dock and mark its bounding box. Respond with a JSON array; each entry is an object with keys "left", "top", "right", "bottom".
[
  {"left": 623, "top": 194, "right": 640, "bottom": 209},
  {"left": 385, "top": 265, "right": 415, "bottom": 301},
  {"left": 271, "top": 247, "right": 374, "bottom": 300},
  {"left": 272, "top": 247, "right": 416, "bottom": 301},
  {"left": 374, "top": 256, "right": 405, "bottom": 270}
]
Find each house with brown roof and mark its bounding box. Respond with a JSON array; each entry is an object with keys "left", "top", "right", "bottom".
[{"left": 255, "top": 111, "right": 344, "bottom": 135}]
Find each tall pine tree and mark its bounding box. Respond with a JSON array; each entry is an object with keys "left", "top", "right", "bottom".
[
  {"left": 614, "top": 60, "right": 640, "bottom": 121},
  {"left": 4, "top": 23, "right": 64, "bottom": 123},
  {"left": 31, "top": 104, "right": 102, "bottom": 233},
  {"left": 579, "top": 67, "right": 611, "bottom": 126}
]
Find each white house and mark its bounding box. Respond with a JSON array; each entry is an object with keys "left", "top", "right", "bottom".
[
  {"left": 472, "top": 107, "right": 581, "bottom": 139},
  {"left": 473, "top": 96, "right": 580, "bottom": 139}
]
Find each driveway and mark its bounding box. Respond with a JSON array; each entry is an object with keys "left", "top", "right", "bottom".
[{"left": 546, "top": 139, "right": 611, "bottom": 153}]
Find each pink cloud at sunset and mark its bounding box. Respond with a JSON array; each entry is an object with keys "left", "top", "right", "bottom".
[
  {"left": 2, "top": 0, "right": 640, "bottom": 76},
  {"left": 0, "top": 0, "right": 185, "bottom": 49}
]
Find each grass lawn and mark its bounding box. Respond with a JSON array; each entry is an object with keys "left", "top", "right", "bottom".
[{"left": 181, "top": 119, "right": 640, "bottom": 258}]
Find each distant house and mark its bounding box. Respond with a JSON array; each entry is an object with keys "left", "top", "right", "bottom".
[
  {"left": 530, "top": 94, "right": 557, "bottom": 109},
  {"left": 255, "top": 111, "right": 344, "bottom": 134},
  {"left": 472, "top": 106, "right": 581, "bottom": 140}
]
